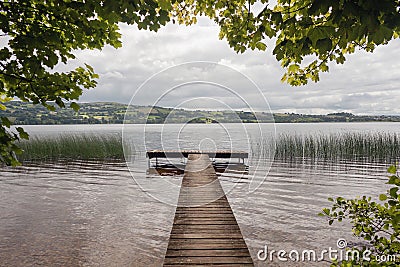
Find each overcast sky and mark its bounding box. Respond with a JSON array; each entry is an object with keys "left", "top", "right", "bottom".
[{"left": 63, "top": 17, "right": 400, "bottom": 115}]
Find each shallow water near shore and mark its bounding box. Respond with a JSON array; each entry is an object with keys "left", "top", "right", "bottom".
[{"left": 1, "top": 123, "right": 399, "bottom": 266}]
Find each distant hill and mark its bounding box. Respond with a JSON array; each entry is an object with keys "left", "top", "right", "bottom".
[{"left": 1, "top": 101, "right": 399, "bottom": 125}]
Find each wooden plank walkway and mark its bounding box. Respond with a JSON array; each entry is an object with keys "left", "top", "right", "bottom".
[{"left": 163, "top": 154, "right": 254, "bottom": 266}]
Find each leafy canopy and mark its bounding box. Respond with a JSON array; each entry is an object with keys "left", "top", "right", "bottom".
[
  {"left": 0, "top": 0, "right": 170, "bottom": 165},
  {"left": 175, "top": 0, "right": 400, "bottom": 85},
  {"left": 1, "top": 0, "right": 400, "bottom": 164}
]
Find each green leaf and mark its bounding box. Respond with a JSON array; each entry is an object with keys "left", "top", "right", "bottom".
[
  {"left": 389, "top": 187, "right": 398, "bottom": 198},
  {"left": 316, "top": 38, "right": 333, "bottom": 54},
  {"left": 1, "top": 117, "right": 11, "bottom": 127},
  {"left": 388, "top": 165, "right": 397, "bottom": 174},
  {"left": 70, "top": 102, "right": 80, "bottom": 112},
  {"left": 379, "top": 194, "right": 388, "bottom": 201},
  {"left": 85, "top": 64, "right": 94, "bottom": 73},
  {"left": 309, "top": 27, "right": 326, "bottom": 46},
  {"left": 256, "top": 42, "right": 267, "bottom": 51},
  {"left": 16, "top": 127, "right": 29, "bottom": 140},
  {"left": 388, "top": 175, "right": 400, "bottom": 185},
  {"left": 371, "top": 29, "right": 385, "bottom": 44},
  {"left": 323, "top": 208, "right": 330, "bottom": 215},
  {"left": 156, "top": 0, "right": 172, "bottom": 11},
  {"left": 288, "top": 64, "right": 300, "bottom": 73},
  {"left": 320, "top": 64, "right": 329, "bottom": 72},
  {"left": 48, "top": 53, "right": 58, "bottom": 67},
  {"left": 55, "top": 98, "right": 65, "bottom": 108}
]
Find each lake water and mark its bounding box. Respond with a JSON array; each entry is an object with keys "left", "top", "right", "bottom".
[{"left": 1, "top": 123, "right": 399, "bottom": 266}]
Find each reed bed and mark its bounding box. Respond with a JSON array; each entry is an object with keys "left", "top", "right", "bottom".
[
  {"left": 18, "top": 134, "right": 124, "bottom": 161},
  {"left": 254, "top": 132, "right": 400, "bottom": 162},
  {"left": 17, "top": 132, "right": 400, "bottom": 163}
]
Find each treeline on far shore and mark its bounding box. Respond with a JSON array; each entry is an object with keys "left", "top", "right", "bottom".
[{"left": 1, "top": 101, "right": 400, "bottom": 125}]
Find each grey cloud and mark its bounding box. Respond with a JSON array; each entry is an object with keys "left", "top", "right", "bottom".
[{"left": 58, "top": 19, "right": 400, "bottom": 115}]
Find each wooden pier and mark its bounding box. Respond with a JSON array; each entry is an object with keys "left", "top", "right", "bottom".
[
  {"left": 163, "top": 153, "right": 254, "bottom": 266},
  {"left": 147, "top": 150, "right": 248, "bottom": 160},
  {"left": 146, "top": 150, "right": 248, "bottom": 170}
]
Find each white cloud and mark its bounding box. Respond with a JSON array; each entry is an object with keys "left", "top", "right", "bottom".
[{"left": 65, "top": 19, "right": 400, "bottom": 115}]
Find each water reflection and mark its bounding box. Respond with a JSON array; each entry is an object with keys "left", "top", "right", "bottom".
[
  {"left": 0, "top": 161, "right": 174, "bottom": 267},
  {"left": 0, "top": 157, "right": 392, "bottom": 266}
]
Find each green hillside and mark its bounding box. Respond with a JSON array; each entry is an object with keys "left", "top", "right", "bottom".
[{"left": 1, "top": 101, "right": 399, "bottom": 125}]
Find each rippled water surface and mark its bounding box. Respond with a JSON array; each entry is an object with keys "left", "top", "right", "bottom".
[{"left": 1, "top": 123, "right": 399, "bottom": 266}]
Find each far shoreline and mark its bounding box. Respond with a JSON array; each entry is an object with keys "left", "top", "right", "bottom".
[{"left": 11, "top": 121, "right": 400, "bottom": 127}]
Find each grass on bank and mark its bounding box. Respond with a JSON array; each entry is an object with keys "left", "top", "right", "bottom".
[{"left": 18, "top": 134, "right": 124, "bottom": 161}]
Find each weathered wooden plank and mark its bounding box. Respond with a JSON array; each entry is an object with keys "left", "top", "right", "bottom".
[
  {"left": 164, "top": 256, "right": 254, "bottom": 265},
  {"left": 171, "top": 229, "right": 243, "bottom": 235},
  {"left": 164, "top": 263, "right": 254, "bottom": 267},
  {"left": 166, "top": 249, "right": 251, "bottom": 257},
  {"left": 163, "top": 153, "right": 253, "bottom": 266},
  {"left": 176, "top": 206, "right": 230, "bottom": 210},
  {"left": 175, "top": 207, "right": 233, "bottom": 211},
  {"left": 173, "top": 220, "right": 239, "bottom": 225},
  {"left": 169, "top": 238, "right": 246, "bottom": 246},
  {"left": 174, "top": 214, "right": 237, "bottom": 219},
  {"left": 171, "top": 224, "right": 241, "bottom": 231},
  {"left": 174, "top": 211, "right": 233, "bottom": 214},
  {"left": 167, "top": 244, "right": 249, "bottom": 250},
  {"left": 167, "top": 240, "right": 248, "bottom": 249},
  {"left": 170, "top": 233, "right": 245, "bottom": 239},
  {"left": 173, "top": 215, "right": 238, "bottom": 221},
  {"left": 171, "top": 225, "right": 240, "bottom": 230}
]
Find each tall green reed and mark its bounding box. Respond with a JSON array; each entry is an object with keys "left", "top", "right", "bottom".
[
  {"left": 254, "top": 132, "right": 400, "bottom": 162},
  {"left": 18, "top": 134, "right": 124, "bottom": 161}
]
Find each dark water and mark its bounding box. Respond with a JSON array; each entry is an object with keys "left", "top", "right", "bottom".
[
  {"left": 1, "top": 123, "right": 399, "bottom": 266},
  {"left": 0, "top": 161, "right": 175, "bottom": 266}
]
